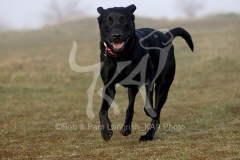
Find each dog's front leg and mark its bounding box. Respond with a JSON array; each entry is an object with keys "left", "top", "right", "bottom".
[
  {"left": 121, "top": 87, "right": 139, "bottom": 136},
  {"left": 99, "top": 85, "right": 116, "bottom": 142}
]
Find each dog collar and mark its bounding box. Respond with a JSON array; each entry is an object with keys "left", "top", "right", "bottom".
[
  {"left": 103, "top": 38, "right": 135, "bottom": 56},
  {"left": 103, "top": 41, "right": 116, "bottom": 56}
]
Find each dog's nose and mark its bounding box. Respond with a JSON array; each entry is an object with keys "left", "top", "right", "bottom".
[{"left": 112, "top": 33, "right": 122, "bottom": 40}]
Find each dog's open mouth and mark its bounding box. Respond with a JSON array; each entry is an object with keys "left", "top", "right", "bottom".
[{"left": 111, "top": 42, "right": 125, "bottom": 50}]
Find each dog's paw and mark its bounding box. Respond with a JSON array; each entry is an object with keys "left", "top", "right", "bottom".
[
  {"left": 100, "top": 118, "right": 113, "bottom": 142},
  {"left": 139, "top": 135, "right": 153, "bottom": 142},
  {"left": 101, "top": 126, "right": 113, "bottom": 142},
  {"left": 120, "top": 125, "right": 131, "bottom": 136}
]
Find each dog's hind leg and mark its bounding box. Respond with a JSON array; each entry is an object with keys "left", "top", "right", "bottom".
[
  {"left": 144, "top": 78, "right": 157, "bottom": 119},
  {"left": 139, "top": 63, "right": 175, "bottom": 141},
  {"left": 139, "top": 82, "right": 172, "bottom": 141},
  {"left": 144, "top": 59, "right": 158, "bottom": 119},
  {"left": 121, "top": 87, "right": 139, "bottom": 136}
]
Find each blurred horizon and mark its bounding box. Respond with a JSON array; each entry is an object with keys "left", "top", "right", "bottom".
[{"left": 0, "top": 0, "right": 240, "bottom": 31}]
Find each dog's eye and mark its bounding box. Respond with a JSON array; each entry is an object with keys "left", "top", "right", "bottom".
[
  {"left": 105, "top": 20, "right": 113, "bottom": 25},
  {"left": 121, "top": 19, "right": 128, "bottom": 24}
]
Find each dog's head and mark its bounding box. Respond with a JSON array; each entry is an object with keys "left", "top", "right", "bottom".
[{"left": 97, "top": 4, "right": 136, "bottom": 54}]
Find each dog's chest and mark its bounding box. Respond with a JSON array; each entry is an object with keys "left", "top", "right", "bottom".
[{"left": 112, "top": 59, "right": 147, "bottom": 86}]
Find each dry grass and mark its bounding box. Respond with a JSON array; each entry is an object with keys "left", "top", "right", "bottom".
[{"left": 0, "top": 17, "right": 240, "bottom": 159}]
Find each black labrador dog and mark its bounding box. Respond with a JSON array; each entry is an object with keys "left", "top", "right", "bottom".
[{"left": 97, "top": 4, "right": 194, "bottom": 141}]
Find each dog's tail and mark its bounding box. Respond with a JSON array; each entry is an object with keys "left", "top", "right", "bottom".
[{"left": 165, "top": 27, "right": 194, "bottom": 52}]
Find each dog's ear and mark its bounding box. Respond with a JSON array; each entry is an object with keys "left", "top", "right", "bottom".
[
  {"left": 97, "top": 7, "right": 105, "bottom": 14},
  {"left": 97, "top": 16, "right": 102, "bottom": 25},
  {"left": 126, "top": 4, "right": 136, "bottom": 13}
]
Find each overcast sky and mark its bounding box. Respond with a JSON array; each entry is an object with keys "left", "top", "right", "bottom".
[{"left": 1, "top": 0, "right": 240, "bottom": 30}]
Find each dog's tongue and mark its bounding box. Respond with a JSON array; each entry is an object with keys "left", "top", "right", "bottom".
[{"left": 112, "top": 42, "right": 124, "bottom": 49}]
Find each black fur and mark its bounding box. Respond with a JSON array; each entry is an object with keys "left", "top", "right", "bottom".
[{"left": 97, "top": 4, "right": 194, "bottom": 142}]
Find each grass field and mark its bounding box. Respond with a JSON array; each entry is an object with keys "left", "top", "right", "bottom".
[{"left": 0, "top": 16, "right": 240, "bottom": 159}]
